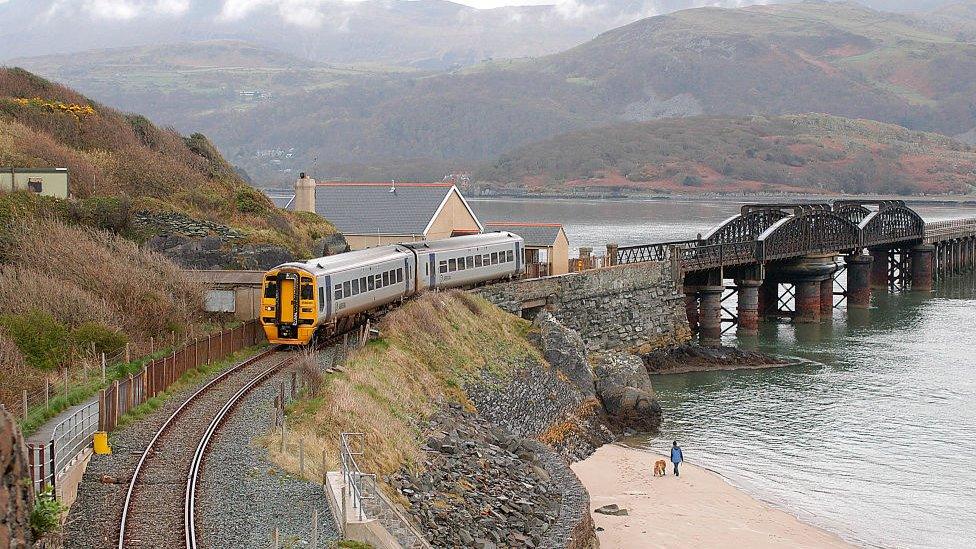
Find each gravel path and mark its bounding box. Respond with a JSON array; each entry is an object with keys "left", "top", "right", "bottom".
[{"left": 196, "top": 370, "right": 339, "bottom": 548}]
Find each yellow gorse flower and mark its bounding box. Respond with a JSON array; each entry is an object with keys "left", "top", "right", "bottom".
[{"left": 11, "top": 97, "right": 96, "bottom": 118}]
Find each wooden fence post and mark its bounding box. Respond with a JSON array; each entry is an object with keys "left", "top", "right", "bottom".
[
  {"left": 311, "top": 508, "right": 318, "bottom": 548},
  {"left": 125, "top": 342, "right": 130, "bottom": 364},
  {"left": 98, "top": 389, "right": 106, "bottom": 431},
  {"left": 112, "top": 380, "right": 120, "bottom": 431},
  {"left": 101, "top": 352, "right": 106, "bottom": 382},
  {"left": 127, "top": 374, "right": 134, "bottom": 413},
  {"left": 207, "top": 334, "right": 212, "bottom": 365},
  {"left": 22, "top": 390, "right": 27, "bottom": 420},
  {"left": 150, "top": 336, "right": 154, "bottom": 356}
]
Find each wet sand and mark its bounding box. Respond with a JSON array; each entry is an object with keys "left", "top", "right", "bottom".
[{"left": 570, "top": 444, "right": 853, "bottom": 548}]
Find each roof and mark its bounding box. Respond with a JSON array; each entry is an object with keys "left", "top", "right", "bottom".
[
  {"left": 314, "top": 182, "right": 482, "bottom": 236},
  {"left": 403, "top": 232, "right": 520, "bottom": 254},
  {"left": 484, "top": 222, "right": 565, "bottom": 247},
  {"left": 0, "top": 167, "right": 68, "bottom": 173},
  {"left": 266, "top": 193, "right": 295, "bottom": 209}
]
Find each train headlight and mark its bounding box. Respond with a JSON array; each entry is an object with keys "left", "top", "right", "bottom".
[{"left": 265, "top": 306, "right": 274, "bottom": 311}]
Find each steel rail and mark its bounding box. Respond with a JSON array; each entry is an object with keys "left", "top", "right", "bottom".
[
  {"left": 185, "top": 360, "right": 284, "bottom": 549},
  {"left": 117, "top": 346, "right": 280, "bottom": 549}
]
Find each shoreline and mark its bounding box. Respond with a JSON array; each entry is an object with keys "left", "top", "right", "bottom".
[
  {"left": 571, "top": 444, "right": 853, "bottom": 548},
  {"left": 646, "top": 360, "right": 792, "bottom": 375}
]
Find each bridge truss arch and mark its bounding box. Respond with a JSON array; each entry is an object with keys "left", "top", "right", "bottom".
[
  {"left": 757, "top": 210, "right": 860, "bottom": 262},
  {"left": 702, "top": 207, "right": 792, "bottom": 245},
  {"left": 859, "top": 205, "right": 925, "bottom": 249}
]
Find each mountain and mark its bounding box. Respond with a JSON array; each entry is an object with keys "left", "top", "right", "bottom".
[
  {"left": 11, "top": 1, "right": 976, "bottom": 186},
  {"left": 0, "top": 1, "right": 961, "bottom": 69},
  {"left": 475, "top": 114, "right": 976, "bottom": 195}
]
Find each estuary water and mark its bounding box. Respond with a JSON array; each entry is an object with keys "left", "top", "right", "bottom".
[{"left": 471, "top": 198, "right": 976, "bottom": 548}]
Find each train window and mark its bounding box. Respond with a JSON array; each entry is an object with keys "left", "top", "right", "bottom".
[
  {"left": 491, "top": 252, "right": 498, "bottom": 264},
  {"left": 475, "top": 255, "right": 483, "bottom": 267},
  {"left": 359, "top": 277, "right": 366, "bottom": 293},
  {"left": 319, "top": 290, "right": 324, "bottom": 311},
  {"left": 264, "top": 280, "right": 277, "bottom": 298},
  {"left": 439, "top": 261, "right": 447, "bottom": 274},
  {"left": 383, "top": 271, "right": 390, "bottom": 286},
  {"left": 466, "top": 256, "right": 473, "bottom": 268},
  {"left": 458, "top": 258, "right": 466, "bottom": 271},
  {"left": 449, "top": 258, "right": 457, "bottom": 272},
  {"left": 343, "top": 281, "right": 351, "bottom": 297},
  {"left": 334, "top": 284, "right": 342, "bottom": 301},
  {"left": 396, "top": 268, "right": 403, "bottom": 283},
  {"left": 352, "top": 278, "right": 360, "bottom": 295},
  {"left": 375, "top": 274, "right": 382, "bottom": 288},
  {"left": 507, "top": 250, "right": 514, "bottom": 262},
  {"left": 367, "top": 276, "right": 375, "bottom": 291},
  {"left": 483, "top": 254, "right": 490, "bottom": 265}
]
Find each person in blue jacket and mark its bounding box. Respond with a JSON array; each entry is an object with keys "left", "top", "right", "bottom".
[{"left": 670, "top": 441, "right": 684, "bottom": 476}]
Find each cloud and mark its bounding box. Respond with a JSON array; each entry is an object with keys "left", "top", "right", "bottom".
[
  {"left": 42, "top": 0, "right": 189, "bottom": 21},
  {"left": 219, "top": 0, "right": 368, "bottom": 29}
]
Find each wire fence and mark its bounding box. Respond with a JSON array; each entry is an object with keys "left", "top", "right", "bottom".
[{"left": 25, "top": 320, "right": 265, "bottom": 497}]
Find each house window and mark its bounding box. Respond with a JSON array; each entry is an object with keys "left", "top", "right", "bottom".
[{"left": 27, "top": 178, "right": 42, "bottom": 193}]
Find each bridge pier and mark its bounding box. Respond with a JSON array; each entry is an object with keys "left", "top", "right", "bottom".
[
  {"left": 683, "top": 286, "right": 700, "bottom": 334},
  {"left": 820, "top": 278, "right": 834, "bottom": 317},
  {"left": 735, "top": 280, "right": 762, "bottom": 336},
  {"left": 845, "top": 253, "right": 872, "bottom": 308},
  {"left": 911, "top": 244, "right": 935, "bottom": 292},
  {"left": 795, "top": 278, "right": 823, "bottom": 323},
  {"left": 869, "top": 248, "right": 889, "bottom": 288},
  {"left": 757, "top": 280, "right": 778, "bottom": 320},
  {"left": 697, "top": 286, "right": 724, "bottom": 346}
]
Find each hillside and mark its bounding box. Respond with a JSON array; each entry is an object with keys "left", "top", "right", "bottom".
[
  {"left": 11, "top": 2, "right": 976, "bottom": 187},
  {"left": 0, "top": 67, "right": 334, "bottom": 256},
  {"left": 476, "top": 114, "right": 976, "bottom": 195}
]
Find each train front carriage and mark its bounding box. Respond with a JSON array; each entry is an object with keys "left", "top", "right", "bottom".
[{"left": 261, "top": 265, "right": 319, "bottom": 344}]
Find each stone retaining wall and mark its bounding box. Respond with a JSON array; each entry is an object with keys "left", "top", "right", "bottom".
[
  {"left": 479, "top": 261, "right": 692, "bottom": 352},
  {"left": 1, "top": 407, "right": 33, "bottom": 548}
]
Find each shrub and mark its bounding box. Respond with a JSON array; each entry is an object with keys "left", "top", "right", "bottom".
[
  {"left": 235, "top": 186, "right": 272, "bottom": 215},
  {"left": 30, "top": 486, "right": 65, "bottom": 537},
  {"left": 70, "top": 322, "right": 128, "bottom": 356},
  {"left": 68, "top": 196, "right": 132, "bottom": 233},
  {"left": 676, "top": 173, "right": 703, "bottom": 187},
  {"left": 0, "top": 310, "right": 70, "bottom": 371}
]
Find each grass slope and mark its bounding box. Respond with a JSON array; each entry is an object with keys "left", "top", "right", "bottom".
[
  {"left": 268, "top": 291, "right": 542, "bottom": 478},
  {"left": 477, "top": 114, "right": 976, "bottom": 195},
  {"left": 0, "top": 67, "right": 335, "bottom": 254}
]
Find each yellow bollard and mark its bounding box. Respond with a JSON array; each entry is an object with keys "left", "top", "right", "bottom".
[{"left": 93, "top": 431, "right": 111, "bottom": 455}]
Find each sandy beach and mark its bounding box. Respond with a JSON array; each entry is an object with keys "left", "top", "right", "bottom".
[{"left": 571, "top": 444, "right": 853, "bottom": 548}]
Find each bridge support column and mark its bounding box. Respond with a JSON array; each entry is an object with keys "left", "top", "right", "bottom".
[
  {"left": 845, "top": 253, "right": 872, "bottom": 308},
  {"left": 683, "top": 286, "right": 699, "bottom": 334},
  {"left": 736, "top": 280, "right": 761, "bottom": 337},
  {"left": 606, "top": 243, "right": 619, "bottom": 267},
  {"left": 911, "top": 244, "right": 935, "bottom": 292},
  {"left": 757, "top": 280, "right": 778, "bottom": 319},
  {"left": 698, "top": 286, "right": 723, "bottom": 347},
  {"left": 869, "top": 248, "right": 888, "bottom": 288},
  {"left": 795, "top": 278, "right": 824, "bottom": 323},
  {"left": 820, "top": 278, "right": 834, "bottom": 316}
]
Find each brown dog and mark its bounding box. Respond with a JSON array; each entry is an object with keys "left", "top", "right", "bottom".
[{"left": 653, "top": 459, "right": 667, "bottom": 477}]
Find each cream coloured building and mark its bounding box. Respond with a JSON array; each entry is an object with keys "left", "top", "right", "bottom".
[
  {"left": 312, "top": 182, "right": 483, "bottom": 250},
  {"left": 0, "top": 167, "right": 68, "bottom": 198}
]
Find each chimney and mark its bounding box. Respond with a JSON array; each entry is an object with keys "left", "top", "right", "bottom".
[{"left": 294, "top": 172, "right": 316, "bottom": 213}]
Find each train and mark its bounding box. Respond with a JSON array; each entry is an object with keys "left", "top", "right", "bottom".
[{"left": 260, "top": 232, "right": 525, "bottom": 345}]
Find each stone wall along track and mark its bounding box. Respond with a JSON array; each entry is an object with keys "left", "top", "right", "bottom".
[{"left": 117, "top": 347, "right": 288, "bottom": 548}]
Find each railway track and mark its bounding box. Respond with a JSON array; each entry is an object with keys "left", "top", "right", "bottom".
[{"left": 117, "top": 347, "right": 288, "bottom": 548}]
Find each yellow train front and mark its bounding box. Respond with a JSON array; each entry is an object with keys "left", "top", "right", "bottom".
[{"left": 260, "top": 266, "right": 320, "bottom": 345}]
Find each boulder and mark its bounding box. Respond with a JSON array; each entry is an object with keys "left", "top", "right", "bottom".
[
  {"left": 592, "top": 352, "right": 662, "bottom": 432},
  {"left": 533, "top": 311, "right": 595, "bottom": 398},
  {"left": 312, "top": 233, "right": 349, "bottom": 257},
  {"left": 1, "top": 407, "right": 33, "bottom": 547}
]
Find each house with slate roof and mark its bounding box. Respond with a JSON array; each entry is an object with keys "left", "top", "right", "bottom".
[
  {"left": 484, "top": 222, "right": 569, "bottom": 276},
  {"left": 313, "top": 182, "right": 483, "bottom": 250}
]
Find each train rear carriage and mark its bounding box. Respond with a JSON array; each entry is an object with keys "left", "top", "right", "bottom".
[
  {"left": 405, "top": 232, "right": 524, "bottom": 291},
  {"left": 261, "top": 245, "right": 413, "bottom": 345}
]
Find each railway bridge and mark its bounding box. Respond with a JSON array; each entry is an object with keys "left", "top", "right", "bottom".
[{"left": 613, "top": 200, "right": 976, "bottom": 345}]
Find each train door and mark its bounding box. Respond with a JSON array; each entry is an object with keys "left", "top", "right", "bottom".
[
  {"left": 428, "top": 254, "right": 436, "bottom": 288},
  {"left": 278, "top": 275, "right": 297, "bottom": 323},
  {"left": 515, "top": 241, "right": 522, "bottom": 273}
]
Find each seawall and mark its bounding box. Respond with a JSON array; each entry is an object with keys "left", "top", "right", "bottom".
[{"left": 478, "top": 261, "right": 691, "bottom": 352}]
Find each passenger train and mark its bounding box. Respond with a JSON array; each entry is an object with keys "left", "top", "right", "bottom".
[{"left": 260, "top": 232, "right": 525, "bottom": 345}]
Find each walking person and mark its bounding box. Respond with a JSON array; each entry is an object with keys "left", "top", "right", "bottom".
[{"left": 671, "top": 441, "right": 684, "bottom": 477}]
